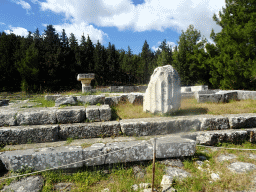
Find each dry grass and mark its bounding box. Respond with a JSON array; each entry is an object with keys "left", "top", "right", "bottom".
[{"left": 113, "top": 98, "right": 256, "bottom": 120}]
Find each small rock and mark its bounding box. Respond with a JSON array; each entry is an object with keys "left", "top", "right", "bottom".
[
  {"left": 217, "top": 154, "right": 237, "bottom": 162},
  {"left": 199, "top": 156, "right": 207, "bottom": 161},
  {"left": 1, "top": 176, "right": 44, "bottom": 192},
  {"left": 133, "top": 166, "right": 145, "bottom": 178},
  {"left": 228, "top": 162, "right": 256, "bottom": 173},
  {"left": 196, "top": 160, "right": 204, "bottom": 166},
  {"left": 139, "top": 183, "right": 151, "bottom": 189},
  {"left": 159, "top": 159, "right": 184, "bottom": 167},
  {"left": 54, "top": 182, "right": 75, "bottom": 192},
  {"left": 161, "top": 175, "right": 173, "bottom": 186},
  {"left": 249, "top": 154, "right": 256, "bottom": 160},
  {"left": 165, "top": 167, "right": 191, "bottom": 180},
  {"left": 211, "top": 173, "right": 220, "bottom": 181},
  {"left": 131, "top": 184, "right": 139, "bottom": 191}
]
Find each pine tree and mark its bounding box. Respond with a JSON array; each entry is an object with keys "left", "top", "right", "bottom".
[
  {"left": 209, "top": 0, "right": 256, "bottom": 90},
  {"left": 141, "top": 40, "right": 152, "bottom": 84}
]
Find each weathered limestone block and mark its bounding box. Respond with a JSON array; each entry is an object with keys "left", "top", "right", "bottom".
[
  {"left": 196, "top": 129, "right": 250, "bottom": 146},
  {"left": 156, "top": 136, "right": 196, "bottom": 158},
  {"left": 0, "top": 146, "right": 83, "bottom": 171},
  {"left": 143, "top": 65, "right": 181, "bottom": 114},
  {"left": 44, "top": 95, "right": 62, "bottom": 101},
  {"left": 120, "top": 117, "right": 200, "bottom": 137},
  {"left": 59, "top": 122, "right": 101, "bottom": 139},
  {"left": 86, "top": 105, "right": 111, "bottom": 122},
  {"left": 200, "top": 116, "right": 230, "bottom": 130},
  {"left": 0, "top": 136, "right": 195, "bottom": 172},
  {"left": 1, "top": 176, "right": 44, "bottom": 192},
  {"left": 76, "top": 95, "right": 105, "bottom": 105},
  {"left": 128, "top": 93, "right": 144, "bottom": 105},
  {"left": 101, "top": 121, "right": 121, "bottom": 136},
  {"left": 228, "top": 114, "right": 256, "bottom": 129},
  {"left": 83, "top": 143, "right": 105, "bottom": 166},
  {"left": 86, "top": 106, "right": 100, "bottom": 122},
  {"left": 104, "top": 140, "right": 152, "bottom": 164},
  {"left": 56, "top": 106, "right": 86, "bottom": 124},
  {"left": 16, "top": 109, "right": 57, "bottom": 125},
  {"left": 99, "top": 105, "right": 111, "bottom": 121},
  {"left": 123, "top": 86, "right": 135, "bottom": 93},
  {"left": 59, "top": 121, "right": 120, "bottom": 140},
  {"left": 110, "top": 86, "right": 124, "bottom": 92},
  {"left": 0, "top": 125, "right": 59, "bottom": 145},
  {"left": 0, "top": 111, "right": 17, "bottom": 126},
  {"left": 55, "top": 96, "right": 77, "bottom": 107}
]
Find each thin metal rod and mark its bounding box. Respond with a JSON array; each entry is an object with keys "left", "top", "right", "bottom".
[{"left": 152, "top": 138, "right": 156, "bottom": 192}]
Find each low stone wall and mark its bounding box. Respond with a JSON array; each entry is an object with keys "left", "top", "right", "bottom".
[
  {"left": 0, "top": 136, "right": 196, "bottom": 172},
  {"left": 1, "top": 113, "right": 256, "bottom": 145},
  {"left": 0, "top": 105, "right": 111, "bottom": 127}
]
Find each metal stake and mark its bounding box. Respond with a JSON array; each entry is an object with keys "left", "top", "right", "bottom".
[{"left": 152, "top": 138, "right": 156, "bottom": 192}]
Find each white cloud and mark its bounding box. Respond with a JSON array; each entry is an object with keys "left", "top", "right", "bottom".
[
  {"left": 49, "top": 22, "right": 109, "bottom": 45},
  {"left": 0, "top": 22, "right": 6, "bottom": 25},
  {"left": 39, "top": 0, "right": 225, "bottom": 42},
  {"left": 4, "top": 26, "right": 29, "bottom": 37},
  {"left": 15, "top": 0, "right": 31, "bottom": 10}
]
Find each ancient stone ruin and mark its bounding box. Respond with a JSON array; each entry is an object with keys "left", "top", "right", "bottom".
[
  {"left": 77, "top": 73, "right": 95, "bottom": 93},
  {"left": 143, "top": 65, "right": 181, "bottom": 114}
]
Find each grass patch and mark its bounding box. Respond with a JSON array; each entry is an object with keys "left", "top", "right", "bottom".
[{"left": 112, "top": 97, "right": 256, "bottom": 119}]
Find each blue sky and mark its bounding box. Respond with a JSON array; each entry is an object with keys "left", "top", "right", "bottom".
[{"left": 0, "top": 0, "right": 225, "bottom": 55}]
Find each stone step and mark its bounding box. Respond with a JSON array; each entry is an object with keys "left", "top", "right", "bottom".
[
  {"left": 0, "top": 105, "right": 111, "bottom": 127},
  {"left": 1, "top": 113, "right": 256, "bottom": 146},
  {"left": 0, "top": 135, "right": 196, "bottom": 172}
]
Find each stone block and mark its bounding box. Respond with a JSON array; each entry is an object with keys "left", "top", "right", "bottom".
[
  {"left": 110, "top": 86, "right": 124, "bottom": 92},
  {"left": 104, "top": 97, "right": 115, "bottom": 106},
  {"left": 76, "top": 95, "right": 105, "bottom": 105},
  {"left": 156, "top": 136, "right": 196, "bottom": 158},
  {"left": 44, "top": 95, "right": 62, "bottom": 101},
  {"left": 16, "top": 108, "right": 57, "bottom": 125},
  {"left": 120, "top": 117, "right": 200, "bottom": 137},
  {"left": 0, "top": 146, "right": 83, "bottom": 172},
  {"left": 200, "top": 116, "right": 230, "bottom": 130},
  {"left": 143, "top": 65, "right": 181, "bottom": 114},
  {"left": 104, "top": 136, "right": 196, "bottom": 164},
  {"left": 104, "top": 140, "right": 152, "bottom": 164},
  {"left": 86, "top": 105, "right": 100, "bottom": 122},
  {"left": 0, "top": 111, "right": 17, "bottom": 126},
  {"left": 135, "top": 86, "right": 148, "bottom": 92},
  {"left": 196, "top": 129, "right": 251, "bottom": 146},
  {"left": 123, "top": 86, "right": 135, "bottom": 93},
  {"left": 228, "top": 114, "right": 256, "bottom": 129},
  {"left": 56, "top": 106, "right": 86, "bottom": 124},
  {"left": 83, "top": 143, "right": 105, "bottom": 166},
  {"left": 99, "top": 105, "right": 111, "bottom": 121},
  {"left": 59, "top": 121, "right": 120, "bottom": 140},
  {"left": 128, "top": 93, "right": 144, "bottom": 105},
  {"left": 55, "top": 96, "right": 77, "bottom": 107},
  {"left": 0, "top": 136, "right": 195, "bottom": 172},
  {"left": 59, "top": 122, "right": 102, "bottom": 140},
  {"left": 0, "top": 125, "right": 59, "bottom": 145}
]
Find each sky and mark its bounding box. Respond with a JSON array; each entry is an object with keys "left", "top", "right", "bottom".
[{"left": 0, "top": 0, "right": 225, "bottom": 55}]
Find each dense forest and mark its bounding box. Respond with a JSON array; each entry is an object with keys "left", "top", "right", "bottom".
[{"left": 0, "top": 0, "right": 256, "bottom": 93}]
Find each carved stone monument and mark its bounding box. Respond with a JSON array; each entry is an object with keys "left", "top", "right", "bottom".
[
  {"left": 77, "top": 73, "right": 95, "bottom": 93},
  {"left": 143, "top": 65, "right": 181, "bottom": 113}
]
